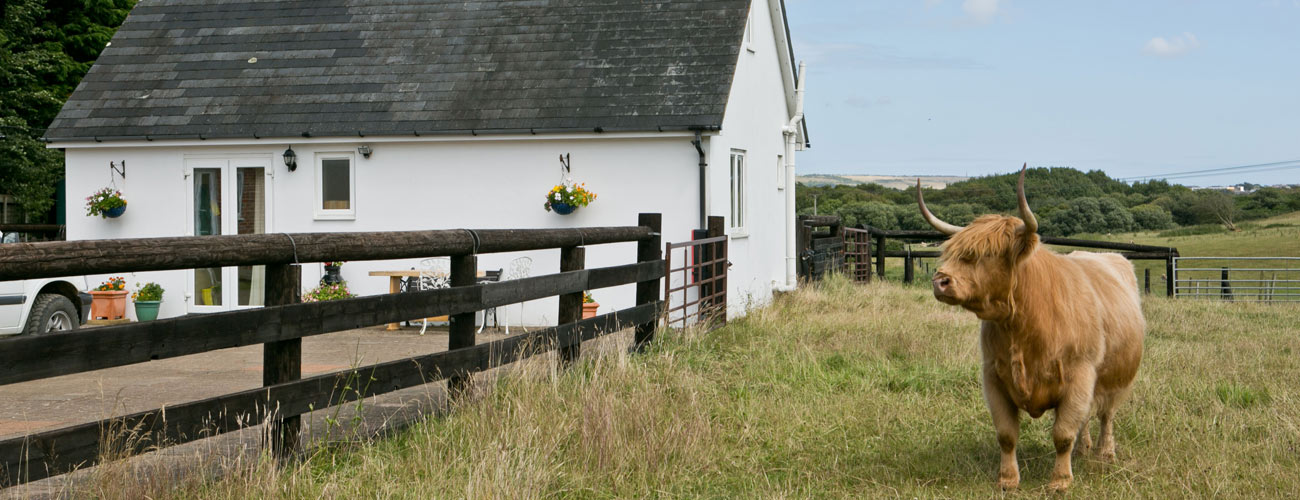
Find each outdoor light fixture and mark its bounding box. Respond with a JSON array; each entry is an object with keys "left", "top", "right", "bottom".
[
  {"left": 283, "top": 147, "right": 297, "bottom": 171},
  {"left": 357, "top": 145, "right": 372, "bottom": 159}
]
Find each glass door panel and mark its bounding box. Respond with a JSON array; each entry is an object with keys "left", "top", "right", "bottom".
[
  {"left": 193, "top": 168, "right": 223, "bottom": 306},
  {"left": 236, "top": 167, "right": 266, "bottom": 306}
]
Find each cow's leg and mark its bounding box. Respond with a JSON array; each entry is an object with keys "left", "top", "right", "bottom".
[
  {"left": 1049, "top": 371, "right": 1096, "bottom": 492},
  {"left": 983, "top": 371, "right": 1020, "bottom": 490},
  {"left": 1076, "top": 417, "right": 1093, "bottom": 454},
  {"left": 1094, "top": 386, "right": 1131, "bottom": 462}
]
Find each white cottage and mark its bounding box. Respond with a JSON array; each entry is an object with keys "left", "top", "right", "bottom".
[{"left": 45, "top": 0, "right": 809, "bottom": 324}]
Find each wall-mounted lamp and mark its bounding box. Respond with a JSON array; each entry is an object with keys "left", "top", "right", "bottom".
[
  {"left": 357, "top": 145, "right": 372, "bottom": 159},
  {"left": 283, "top": 147, "right": 297, "bottom": 171}
]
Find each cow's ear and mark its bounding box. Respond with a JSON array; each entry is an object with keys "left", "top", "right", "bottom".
[{"left": 1012, "top": 231, "right": 1039, "bottom": 262}]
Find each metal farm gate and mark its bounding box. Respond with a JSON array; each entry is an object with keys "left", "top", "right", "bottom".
[
  {"left": 1172, "top": 257, "right": 1300, "bottom": 303},
  {"left": 663, "top": 217, "right": 729, "bottom": 330}
]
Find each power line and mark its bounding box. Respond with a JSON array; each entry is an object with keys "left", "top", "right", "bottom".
[{"left": 1119, "top": 160, "right": 1300, "bottom": 181}]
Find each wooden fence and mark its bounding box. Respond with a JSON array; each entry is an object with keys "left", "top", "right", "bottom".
[
  {"left": 837, "top": 224, "right": 1180, "bottom": 296},
  {"left": 0, "top": 214, "right": 665, "bottom": 487},
  {"left": 796, "top": 215, "right": 845, "bottom": 281}
]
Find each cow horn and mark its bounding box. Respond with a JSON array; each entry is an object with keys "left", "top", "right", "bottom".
[
  {"left": 917, "top": 179, "right": 964, "bottom": 235},
  {"left": 1017, "top": 163, "right": 1037, "bottom": 235}
]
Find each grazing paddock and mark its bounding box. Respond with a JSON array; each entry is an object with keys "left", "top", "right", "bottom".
[{"left": 63, "top": 277, "right": 1300, "bottom": 498}]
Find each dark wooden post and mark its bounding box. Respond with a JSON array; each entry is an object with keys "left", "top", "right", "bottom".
[
  {"left": 795, "top": 217, "right": 810, "bottom": 279},
  {"left": 903, "top": 252, "right": 914, "bottom": 284},
  {"left": 708, "top": 216, "right": 726, "bottom": 326},
  {"left": 1221, "top": 267, "right": 1233, "bottom": 301},
  {"left": 1144, "top": 268, "right": 1151, "bottom": 295},
  {"left": 1166, "top": 255, "right": 1176, "bottom": 297},
  {"left": 864, "top": 232, "right": 873, "bottom": 283},
  {"left": 558, "top": 246, "right": 585, "bottom": 366},
  {"left": 634, "top": 213, "right": 662, "bottom": 351},
  {"left": 263, "top": 263, "right": 301, "bottom": 460},
  {"left": 874, "top": 234, "right": 886, "bottom": 279},
  {"left": 447, "top": 254, "right": 478, "bottom": 397}
]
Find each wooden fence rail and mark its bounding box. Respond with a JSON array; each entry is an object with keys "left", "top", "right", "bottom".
[
  {"left": 841, "top": 225, "right": 1180, "bottom": 296},
  {"left": 0, "top": 215, "right": 665, "bottom": 487}
]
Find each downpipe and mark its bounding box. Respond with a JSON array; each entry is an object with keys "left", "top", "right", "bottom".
[{"left": 777, "top": 61, "right": 806, "bottom": 292}]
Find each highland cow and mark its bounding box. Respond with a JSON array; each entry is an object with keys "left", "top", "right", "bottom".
[{"left": 918, "top": 165, "right": 1144, "bottom": 491}]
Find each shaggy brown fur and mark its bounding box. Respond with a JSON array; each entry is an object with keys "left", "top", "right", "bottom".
[{"left": 925, "top": 195, "right": 1144, "bottom": 492}]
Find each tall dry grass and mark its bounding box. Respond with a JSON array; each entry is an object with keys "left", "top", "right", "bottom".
[{"left": 51, "top": 276, "right": 1300, "bottom": 498}]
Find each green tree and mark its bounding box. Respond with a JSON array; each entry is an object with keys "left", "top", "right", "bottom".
[
  {"left": 1131, "top": 204, "right": 1174, "bottom": 231},
  {"left": 0, "top": 0, "right": 134, "bottom": 220}
]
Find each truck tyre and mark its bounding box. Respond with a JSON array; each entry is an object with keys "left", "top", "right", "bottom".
[{"left": 24, "top": 294, "right": 80, "bottom": 335}]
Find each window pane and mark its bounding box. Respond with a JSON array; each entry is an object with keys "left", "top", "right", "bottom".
[
  {"left": 194, "top": 168, "right": 221, "bottom": 236},
  {"left": 195, "top": 267, "right": 222, "bottom": 306},
  {"left": 322, "top": 158, "right": 350, "bottom": 210},
  {"left": 236, "top": 167, "right": 266, "bottom": 306}
]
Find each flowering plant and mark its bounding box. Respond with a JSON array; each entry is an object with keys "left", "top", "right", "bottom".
[
  {"left": 543, "top": 182, "right": 597, "bottom": 212},
  {"left": 95, "top": 276, "right": 127, "bottom": 292},
  {"left": 583, "top": 291, "right": 595, "bottom": 304},
  {"left": 85, "top": 187, "right": 127, "bottom": 218},
  {"left": 304, "top": 281, "right": 356, "bottom": 302},
  {"left": 132, "top": 282, "right": 165, "bottom": 302},
  {"left": 323, "top": 261, "right": 345, "bottom": 267}
]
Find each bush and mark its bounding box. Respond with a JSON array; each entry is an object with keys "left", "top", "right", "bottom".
[
  {"left": 1131, "top": 204, "right": 1174, "bottom": 231},
  {"left": 1042, "top": 197, "right": 1134, "bottom": 236}
]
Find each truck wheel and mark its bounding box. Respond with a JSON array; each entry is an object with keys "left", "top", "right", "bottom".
[{"left": 25, "top": 294, "right": 80, "bottom": 335}]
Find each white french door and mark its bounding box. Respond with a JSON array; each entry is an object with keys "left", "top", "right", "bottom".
[{"left": 184, "top": 156, "right": 274, "bottom": 312}]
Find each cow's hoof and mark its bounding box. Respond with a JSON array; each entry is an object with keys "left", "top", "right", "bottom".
[
  {"left": 1048, "top": 476, "right": 1072, "bottom": 492},
  {"left": 997, "top": 476, "right": 1020, "bottom": 490},
  {"left": 1098, "top": 447, "right": 1117, "bottom": 463}
]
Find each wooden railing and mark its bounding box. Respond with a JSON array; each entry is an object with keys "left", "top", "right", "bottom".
[
  {"left": 0, "top": 214, "right": 665, "bottom": 487},
  {"left": 848, "top": 226, "right": 1181, "bottom": 296},
  {"left": 796, "top": 215, "right": 845, "bottom": 281}
]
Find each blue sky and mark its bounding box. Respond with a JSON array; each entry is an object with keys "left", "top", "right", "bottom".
[{"left": 784, "top": 0, "right": 1300, "bottom": 186}]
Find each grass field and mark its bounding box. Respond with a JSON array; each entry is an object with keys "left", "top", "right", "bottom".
[{"left": 79, "top": 275, "right": 1300, "bottom": 498}]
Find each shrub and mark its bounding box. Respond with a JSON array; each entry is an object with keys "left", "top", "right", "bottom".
[
  {"left": 1131, "top": 204, "right": 1174, "bottom": 231},
  {"left": 304, "top": 282, "right": 356, "bottom": 302}
]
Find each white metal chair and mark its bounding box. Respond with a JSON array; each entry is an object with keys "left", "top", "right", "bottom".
[
  {"left": 416, "top": 257, "right": 450, "bottom": 335},
  {"left": 499, "top": 256, "right": 533, "bottom": 334}
]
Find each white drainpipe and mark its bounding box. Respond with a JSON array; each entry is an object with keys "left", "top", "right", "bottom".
[{"left": 777, "top": 61, "right": 806, "bottom": 292}]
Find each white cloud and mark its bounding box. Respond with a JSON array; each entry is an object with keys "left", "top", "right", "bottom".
[
  {"left": 1143, "top": 33, "right": 1201, "bottom": 57},
  {"left": 962, "top": 0, "right": 1000, "bottom": 23}
]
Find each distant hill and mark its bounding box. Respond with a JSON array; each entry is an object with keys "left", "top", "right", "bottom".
[{"left": 797, "top": 174, "right": 969, "bottom": 190}]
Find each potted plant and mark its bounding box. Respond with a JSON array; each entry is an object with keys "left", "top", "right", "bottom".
[
  {"left": 131, "top": 282, "right": 165, "bottom": 322},
  {"left": 322, "top": 261, "right": 345, "bottom": 285},
  {"left": 89, "top": 276, "right": 128, "bottom": 320},
  {"left": 582, "top": 291, "right": 599, "bottom": 319},
  {"left": 86, "top": 187, "right": 127, "bottom": 218},
  {"left": 544, "top": 182, "right": 597, "bottom": 215},
  {"left": 304, "top": 280, "right": 356, "bottom": 302}
]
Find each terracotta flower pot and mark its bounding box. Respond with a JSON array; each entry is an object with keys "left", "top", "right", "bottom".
[
  {"left": 582, "top": 301, "right": 599, "bottom": 319},
  {"left": 90, "top": 290, "right": 129, "bottom": 320}
]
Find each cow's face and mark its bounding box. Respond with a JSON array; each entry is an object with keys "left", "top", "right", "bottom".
[
  {"left": 931, "top": 216, "right": 1037, "bottom": 316},
  {"left": 918, "top": 165, "right": 1039, "bottom": 320}
]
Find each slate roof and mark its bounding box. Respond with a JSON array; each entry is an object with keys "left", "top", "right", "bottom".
[{"left": 44, "top": 0, "right": 757, "bottom": 142}]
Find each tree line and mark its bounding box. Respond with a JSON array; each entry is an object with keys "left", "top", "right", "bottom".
[
  {"left": 798, "top": 167, "right": 1300, "bottom": 237},
  {"left": 1, "top": 0, "right": 135, "bottom": 220}
]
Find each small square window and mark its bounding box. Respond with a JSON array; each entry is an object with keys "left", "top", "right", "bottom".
[{"left": 315, "top": 153, "right": 356, "bottom": 219}]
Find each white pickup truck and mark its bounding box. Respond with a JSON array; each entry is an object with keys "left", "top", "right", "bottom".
[{"left": 0, "top": 231, "right": 92, "bottom": 335}]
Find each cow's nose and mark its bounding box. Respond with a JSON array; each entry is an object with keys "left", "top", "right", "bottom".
[{"left": 933, "top": 275, "right": 952, "bottom": 294}]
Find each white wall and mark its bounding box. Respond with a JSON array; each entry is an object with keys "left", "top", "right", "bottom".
[
  {"left": 64, "top": 135, "right": 702, "bottom": 324},
  {"left": 707, "top": 0, "right": 800, "bottom": 317}
]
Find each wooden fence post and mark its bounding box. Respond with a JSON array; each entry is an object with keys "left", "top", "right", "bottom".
[
  {"left": 1144, "top": 268, "right": 1151, "bottom": 295},
  {"left": 634, "top": 213, "right": 662, "bottom": 351},
  {"left": 864, "top": 232, "right": 873, "bottom": 283},
  {"left": 874, "top": 235, "right": 886, "bottom": 279},
  {"left": 263, "top": 263, "right": 301, "bottom": 460},
  {"left": 1221, "top": 267, "right": 1232, "bottom": 301},
  {"left": 1166, "top": 255, "right": 1176, "bottom": 297},
  {"left": 558, "top": 246, "right": 585, "bottom": 366},
  {"left": 447, "top": 254, "right": 478, "bottom": 397},
  {"left": 903, "top": 252, "right": 914, "bottom": 284},
  {"left": 708, "top": 216, "right": 726, "bottom": 326}
]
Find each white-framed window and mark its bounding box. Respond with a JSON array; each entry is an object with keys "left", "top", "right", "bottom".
[
  {"left": 315, "top": 152, "right": 356, "bottom": 220},
  {"left": 730, "top": 150, "right": 747, "bottom": 236},
  {"left": 777, "top": 154, "right": 785, "bottom": 190}
]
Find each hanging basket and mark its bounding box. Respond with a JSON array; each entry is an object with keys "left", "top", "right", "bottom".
[
  {"left": 104, "top": 205, "right": 127, "bottom": 218},
  {"left": 549, "top": 202, "right": 576, "bottom": 215}
]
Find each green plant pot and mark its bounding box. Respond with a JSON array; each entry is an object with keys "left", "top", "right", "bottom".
[{"left": 134, "top": 301, "right": 161, "bottom": 322}]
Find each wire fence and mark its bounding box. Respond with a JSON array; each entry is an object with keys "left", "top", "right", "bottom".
[{"left": 1172, "top": 257, "right": 1300, "bottom": 303}]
